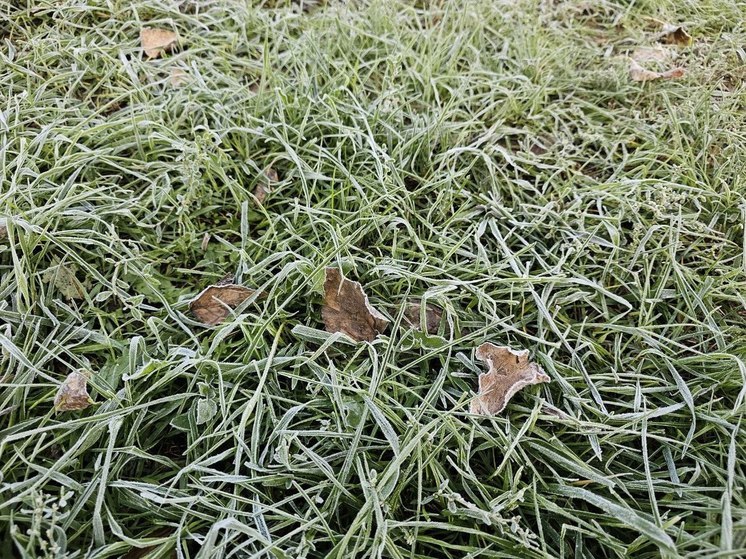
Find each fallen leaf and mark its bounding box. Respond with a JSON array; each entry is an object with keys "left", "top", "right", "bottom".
[
  {"left": 404, "top": 302, "right": 442, "bottom": 335},
  {"left": 629, "top": 59, "right": 685, "bottom": 82},
  {"left": 631, "top": 46, "right": 673, "bottom": 64},
  {"left": 43, "top": 261, "right": 87, "bottom": 300},
  {"left": 190, "top": 284, "right": 257, "bottom": 325},
  {"left": 657, "top": 24, "right": 692, "bottom": 46},
  {"left": 254, "top": 167, "right": 278, "bottom": 205},
  {"left": 140, "top": 28, "right": 178, "bottom": 59},
  {"left": 322, "top": 268, "right": 389, "bottom": 342},
  {"left": 169, "top": 67, "right": 188, "bottom": 87},
  {"left": 470, "top": 343, "right": 550, "bottom": 415},
  {"left": 264, "top": 167, "right": 279, "bottom": 183},
  {"left": 54, "top": 371, "right": 92, "bottom": 411},
  {"left": 0, "top": 218, "right": 7, "bottom": 241}
]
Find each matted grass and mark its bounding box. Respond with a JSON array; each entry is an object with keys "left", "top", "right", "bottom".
[{"left": 1, "top": 0, "right": 745, "bottom": 557}]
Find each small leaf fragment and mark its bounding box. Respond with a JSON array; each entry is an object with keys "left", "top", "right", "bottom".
[
  {"left": 0, "top": 218, "right": 7, "bottom": 241},
  {"left": 403, "top": 302, "right": 442, "bottom": 335},
  {"left": 190, "top": 284, "right": 257, "bottom": 325},
  {"left": 322, "top": 268, "right": 389, "bottom": 342},
  {"left": 629, "top": 59, "right": 685, "bottom": 82},
  {"left": 657, "top": 24, "right": 692, "bottom": 46},
  {"left": 169, "top": 67, "right": 188, "bottom": 87},
  {"left": 140, "top": 28, "right": 178, "bottom": 59},
  {"left": 470, "top": 343, "right": 550, "bottom": 415},
  {"left": 54, "top": 371, "right": 92, "bottom": 411},
  {"left": 254, "top": 167, "right": 278, "bottom": 205}
]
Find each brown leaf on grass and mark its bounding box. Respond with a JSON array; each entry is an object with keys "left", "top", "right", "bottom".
[
  {"left": 42, "top": 261, "right": 87, "bottom": 300},
  {"left": 629, "top": 59, "right": 685, "bottom": 82},
  {"left": 631, "top": 46, "right": 672, "bottom": 64},
  {"left": 190, "top": 284, "right": 257, "bottom": 325},
  {"left": 322, "top": 268, "right": 389, "bottom": 342},
  {"left": 0, "top": 218, "right": 7, "bottom": 241},
  {"left": 169, "top": 67, "right": 188, "bottom": 87},
  {"left": 657, "top": 24, "right": 692, "bottom": 46},
  {"left": 404, "top": 302, "right": 442, "bottom": 335},
  {"left": 140, "top": 28, "right": 178, "bottom": 59},
  {"left": 54, "top": 371, "right": 92, "bottom": 411},
  {"left": 470, "top": 343, "right": 550, "bottom": 415},
  {"left": 254, "top": 167, "right": 278, "bottom": 205}
]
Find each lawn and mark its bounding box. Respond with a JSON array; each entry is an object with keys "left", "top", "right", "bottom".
[{"left": 1, "top": 0, "right": 745, "bottom": 557}]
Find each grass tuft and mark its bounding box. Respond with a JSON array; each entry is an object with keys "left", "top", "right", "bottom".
[{"left": 1, "top": 0, "right": 745, "bottom": 557}]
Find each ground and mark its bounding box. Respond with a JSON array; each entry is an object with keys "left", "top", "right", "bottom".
[{"left": 1, "top": 0, "right": 745, "bottom": 558}]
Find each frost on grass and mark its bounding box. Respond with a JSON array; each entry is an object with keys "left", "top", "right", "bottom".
[
  {"left": 190, "top": 284, "right": 257, "bottom": 325},
  {"left": 322, "top": 268, "right": 389, "bottom": 342},
  {"left": 54, "top": 371, "right": 92, "bottom": 412},
  {"left": 140, "top": 28, "right": 178, "bottom": 59},
  {"left": 470, "top": 343, "right": 550, "bottom": 415},
  {"left": 403, "top": 302, "right": 442, "bottom": 335}
]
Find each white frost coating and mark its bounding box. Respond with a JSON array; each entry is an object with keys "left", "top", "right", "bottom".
[{"left": 355, "top": 283, "right": 389, "bottom": 323}]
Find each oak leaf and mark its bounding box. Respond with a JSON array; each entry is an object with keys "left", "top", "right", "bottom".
[
  {"left": 322, "top": 268, "right": 389, "bottom": 342},
  {"left": 470, "top": 343, "right": 550, "bottom": 415}
]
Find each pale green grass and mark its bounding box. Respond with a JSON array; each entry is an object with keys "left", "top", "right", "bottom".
[{"left": 1, "top": 0, "right": 746, "bottom": 557}]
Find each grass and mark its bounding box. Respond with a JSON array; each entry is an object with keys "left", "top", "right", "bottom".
[{"left": 1, "top": 0, "right": 745, "bottom": 557}]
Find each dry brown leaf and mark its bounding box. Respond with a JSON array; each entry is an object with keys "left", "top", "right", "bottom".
[
  {"left": 404, "top": 302, "right": 442, "bottom": 335},
  {"left": 631, "top": 46, "right": 672, "bottom": 64},
  {"left": 322, "top": 268, "right": 389, "bottom": 342},
  {"left": 169, "top": 67, "right": 188, "bottom": 87},
  {"left": 254, "top": 167, "right": 278, "bottom": 205},
  {"left": 629, "top": 59, "right": 685, "bottom": 82},
  {"left": 190, "top": 284, "right": 256, "bottom": 325},
  {"left": 0, "top": 218, "right": 7, "bottom": 241},
  {"left": 470, "top": 343, "right": 550, "bottom": 415},
  {"left": 43, "top": 261, "right": 87, "bottom": 300},
  {"left": 658, "top": 24, "right": 692, "bottom": 46},
  {"left": 54, "top": 371, "right": 92, "bottom": 411},
  {"left": 264, "top": 167, "right": 279, "bottom": 183},
  {"left": 140, "top": 28, "right": 178, "bottom": 59}
]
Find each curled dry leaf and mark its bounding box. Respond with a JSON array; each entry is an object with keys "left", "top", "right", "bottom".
[
  {"left": 54, "top": 371, "right": 92, "bottom": 411},
  {"left": 190, "top": 284, "right": 257, "bottom": 325},
  {"left": 322, "top": 268, "right": 389, "bottom": 342},
  {"left": 404, "top": 302, "right": 442, "bottom": 335},
  {"left": 140, "top": 28, "right": 178, "bottom": 59},
  {"left": 470, "top": 343, "right": 550, "bottom": 415},
  {"left": 629, "top": 59, "right": 685, "bottom": 82},
  {"left": 658, "top": 24, "right": 692, "bottom": 46}
]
